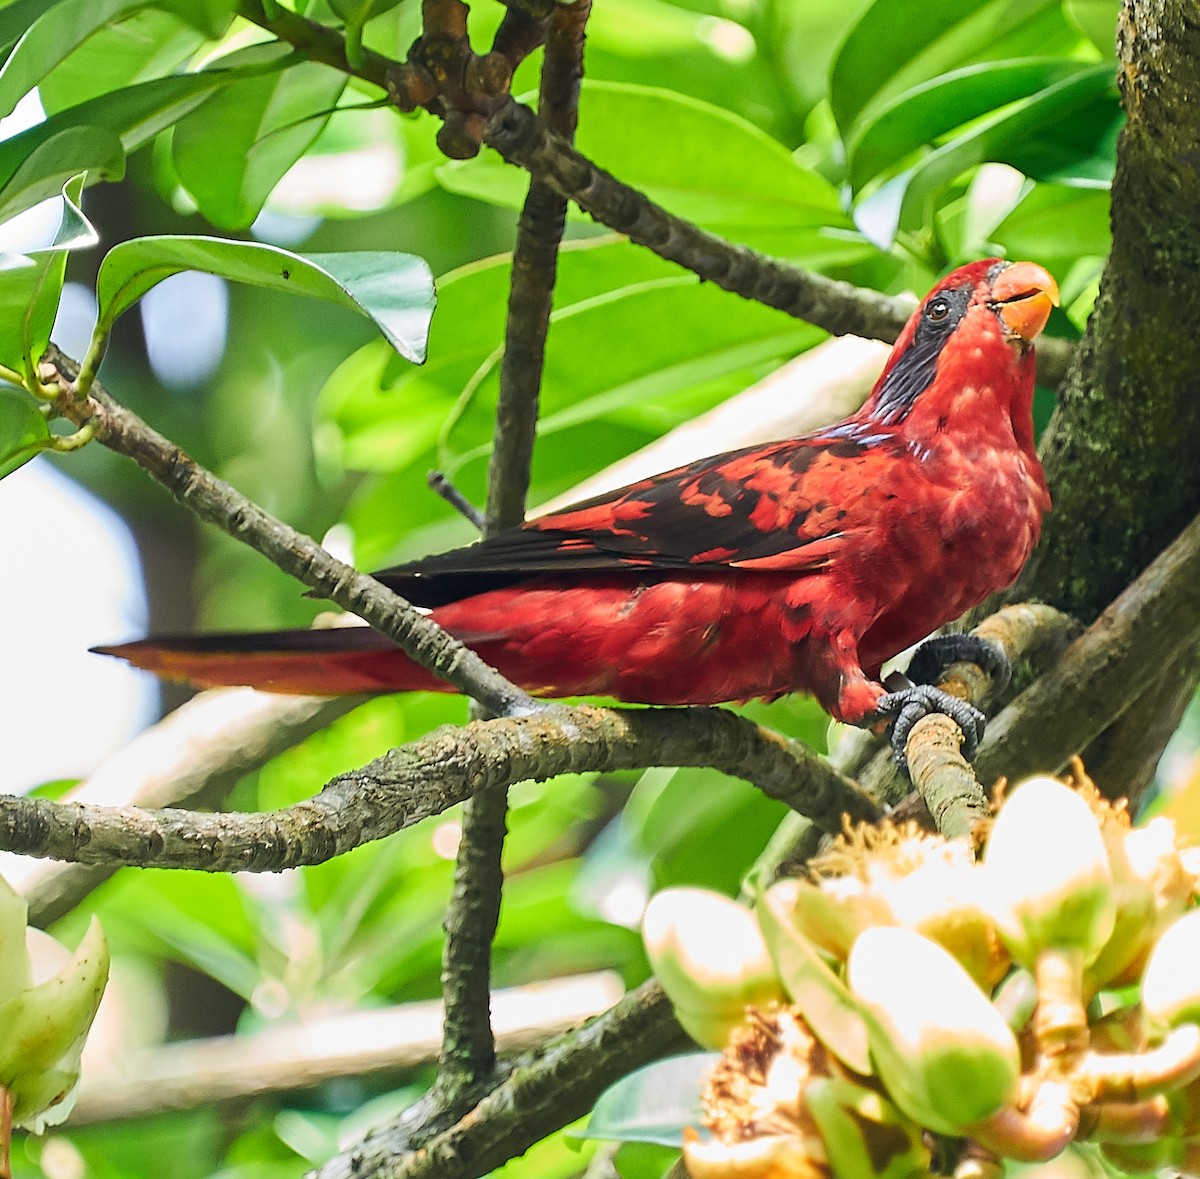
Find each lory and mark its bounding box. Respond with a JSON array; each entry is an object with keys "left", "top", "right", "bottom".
[{"left": 99, "top": 259, "right": 1058, "bottom": 757}]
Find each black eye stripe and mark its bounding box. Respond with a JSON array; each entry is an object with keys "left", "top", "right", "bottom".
[{"left": 872, "top": 284, "right": 973, "bottom": 425}]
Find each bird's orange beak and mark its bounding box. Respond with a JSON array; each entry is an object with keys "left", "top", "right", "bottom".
[{"left": 991, "top": 261, "right": 1060, "bottom": 343}]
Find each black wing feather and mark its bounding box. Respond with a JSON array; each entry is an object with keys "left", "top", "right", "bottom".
[{"left": 373, "top": 434, "right": 874, "bottom": 607}]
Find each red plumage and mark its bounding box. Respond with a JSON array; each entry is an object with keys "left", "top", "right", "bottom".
[{"left": 98, "top": 259, "right": 1057, "bottom": 736}]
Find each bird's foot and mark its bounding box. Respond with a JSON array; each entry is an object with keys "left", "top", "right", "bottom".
[
  {"left": 905, "top": 633, "right": 1011, "bottom": 693},
  {"left": 875, "top": 684, "right": 986, "bottom": 770}
]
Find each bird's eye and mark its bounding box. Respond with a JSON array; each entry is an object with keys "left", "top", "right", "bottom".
[{"left": 926, "top": 297, "right": 951, "bottom": 323}]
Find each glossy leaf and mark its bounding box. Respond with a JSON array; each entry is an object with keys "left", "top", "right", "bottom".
[
  {"left": 991, "top": 183, "right": 1111, "bottom": 268},
  {"left": 156, "top": 0, "right": 237, "bottom": 38},
  {"left": 0, "top": 0, "right": 150, "bottom": 120},
  {"left": 37, "top": 6, "right": 205, "bottom": 115},
  {"left": 326, "top": 0, "right": 404, "bottom": 21},
  {"left": 0, "top": 383, "right": 49, "bottom": 478},
  {"left": 847, "top": 58, "right": 1087, "bottom": 191},
  {"left": 0, "top": 174, "right": 96, "bottom": 374},
  {"left": 578, "top": 1054, "right": 716, "bottom": 1146},
  {"left": 756, "top": 880, "right": 872, "bottom": 1075},
  {"left": 831, "top": 0, "right": 1072, "bottom": 135},
  {"left": 1065, "top": 0, "right": 1120, "bottom": 54},
  {"left": 94, "top": 235, "right": 435, "bottom": 362},
  {"left": 438, "top": 81, "right": 845, "bottom": 233},
  {"left": 0, "top": 0, "right": 62, "bottom": 56},
  {"left": 173, "top": 45, "right": 348, "bottom": 230},
  {"left": 854, "top": 65, "right": 1117, "bottom": 248},
  {"left": 0, "top": 73, "right": 222, "bottom": 223},
  {"left": 0, "top": 126, "right": 123, "bottom": 228}
]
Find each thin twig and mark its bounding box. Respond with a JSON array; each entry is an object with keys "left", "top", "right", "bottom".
[
  {"left": 427, "top": 470, "right": 485, "bottom": 529},
  {"left": 438, "top": 0, "right": 593, "bottom": 1093},
  {"left": 41, "top": 347, "right": 540, "bottom": 720}
]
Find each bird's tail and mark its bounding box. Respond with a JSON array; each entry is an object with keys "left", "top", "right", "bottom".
[{"left": 93, "top": 627, "right": 449, "bottom": 696}]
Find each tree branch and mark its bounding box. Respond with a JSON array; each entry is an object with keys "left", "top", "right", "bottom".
[
  {"left": 975, "top": 507, "right": 1200, "bottom": 787},
  {"left": 0, "top": 703, "right": 876, "bottom": 870},
  {"left": 315, "top": 979, "right": 689, "bottom": 1179},
  {"left": 3, "top": 690, "right": 363, "bottom": 928}
]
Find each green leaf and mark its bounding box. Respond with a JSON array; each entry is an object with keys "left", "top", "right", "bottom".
[
  {"left": 755, "top": 879, "right": 872, "bottom": 1075},
  {"left": 0, "top": 126, "right": 124, "bottom": 228},
  {"left": 578, "top": 1054, "right": 716, "bottom": 1146},
  {"left": 613, "top": 1143, "right": 682, "bottom": 1179},
  {"left": 621, "top": 764, "right": 789, "bottom": 896},
  {"left": 0, "top": 383, "right": 50, "bottom": 478},
  {"left": 37, "top": 6, "right": 205, "bottom": 115},
  {"left": 0, "top": 173, "right": 97, "bottom": 375},
  {"left": 438, "top": 81, "right": 846, "bottom": 235},
  {"left": 156, "top": 0, "right": 237, "bottom": 38},
  {"left": 991, "top": 183, "right": 1111, "bottom": 267},
  {"left": 173, "top": 45, "right": 348, "bottom": 230},
  {"left": 831, "top": 0, "right": 1074, "bottom": 135},
  {"left": 0, "top": 0, "right": 151, "bottom": 120},
  {"left": 0, "top": 0, "right": 62, "bottom": 57},
  {"left": 326, "top": 0, "right": 403, "bottom": 21},
  {"left": 854, "top": 65, "right": 1117, "bottom": 248},
  {"left": 95, "top": 235, "right": 435, "bottom": 362},
  {"left": 1065, "top": 0, "right": 1119, "bottom": 55},
  {"left": 847, "top": 58, "right": 1087, "bottom": 192},
  {"left": 0, "top": 74, "right": 223, "bottom": 223},
  {"left": 0, "top": 175, "right": 97, "bottom": 374}
]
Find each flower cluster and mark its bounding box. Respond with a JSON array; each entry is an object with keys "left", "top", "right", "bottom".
[{"left": 643, "top": 772, "right": 1200, "bottom": 1178}]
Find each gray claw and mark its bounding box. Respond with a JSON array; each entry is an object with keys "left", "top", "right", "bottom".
[
  {"left": 876, "top": 685, "right": 987, "bottom": 773},
  {"left": 905, "top": 634, "right": 1011, "bottom": 694}
]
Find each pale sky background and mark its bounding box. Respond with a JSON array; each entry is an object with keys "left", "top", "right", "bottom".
[{"left": 0, "top": 458, "right": 157, "bottom": 792}]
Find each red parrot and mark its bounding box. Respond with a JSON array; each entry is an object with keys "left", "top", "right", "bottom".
[{"left": 99, "top": 259, "right": 1057, "bottom": 757}]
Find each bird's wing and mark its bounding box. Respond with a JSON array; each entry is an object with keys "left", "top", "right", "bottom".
[{"left": 375, "top": 431, "right": 894, "bottom": 606}]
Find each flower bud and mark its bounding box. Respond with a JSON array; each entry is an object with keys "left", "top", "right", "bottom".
[
  {"left": 784, "top": 825, "right": 1007, "bottom": 991},
  {"left": 1089, "top": 815, "right": 1191, "bottom": 991},
  {"left": 682, "top": 1128, "right": 825, "bottom": 1179},
  {"left": 643, "top": 888, "right": 785, "bottom": 1049},
  {"left": 0, "top": 915, "right": 109, "bottom": 1130},
  {"left": 1141, "top": 909, "right": 1200, "bottom": 1037},
  {"left": 0, "top": 874, "right": 32, "bottom": 1006},
  {"left": 848, "top": 926, "right": 1020, "bottom": 1135},
  {"left": 983, "top": 777, "right": 1115, "bottom": 967}
]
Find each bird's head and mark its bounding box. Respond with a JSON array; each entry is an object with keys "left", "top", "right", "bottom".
[{"left": 862, "top": 259, "right": 1060, "bottom": 434}]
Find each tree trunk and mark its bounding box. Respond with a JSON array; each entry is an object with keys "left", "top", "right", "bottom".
[{"left": 1004, "top": 0, "right": 1200, "bottom": 803}]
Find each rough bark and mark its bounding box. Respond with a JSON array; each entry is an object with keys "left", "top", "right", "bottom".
[
  {"left": 998, "top": 0, "right": 1200, "bottom": 804},
  {"left": 1018, "top": 0, "right": 1200, "bottom": 619}
]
